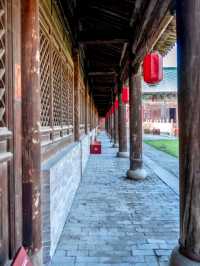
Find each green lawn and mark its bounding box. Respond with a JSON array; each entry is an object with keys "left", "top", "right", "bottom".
[{"left": 144, "top": 139, "right": 179, "bottom": 158}]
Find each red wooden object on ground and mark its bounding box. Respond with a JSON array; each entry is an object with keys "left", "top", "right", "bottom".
[
  {"left": 90, "top": 141, "right": 102, "bottom": 154},
  {"left": 12, "top": 247, "right": 32, "bottom": 266},
  {"left": 143, "top": 52, "right": 163, "bottom": 84}
]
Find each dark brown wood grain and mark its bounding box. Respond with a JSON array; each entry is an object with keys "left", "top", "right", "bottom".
[
  {"left": 21, "top": 0, "right": 42, "bottom": 256},
  {"left": 176, "top": 0, "right": 200, "bottom": 261},
  {"left": 113, "top": 107, "right": 118, "bottom": 145},
  {"left": 0, "top": 0, "right": 23, "bottom": 263},
  {"left": 117, "top": 79, "right": 127, "bottom": 153},
  {"left": 7, "top": 0, "right": 23, "bottom": 258},
  {"left": 128, "top": 63, "right": 143, "bottom": 171}
]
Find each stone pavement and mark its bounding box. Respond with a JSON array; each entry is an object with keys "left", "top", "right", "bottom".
[{"left": 50, "top": 132, "right": 179, "bottom": 266}]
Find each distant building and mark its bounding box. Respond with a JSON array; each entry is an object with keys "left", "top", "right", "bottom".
[{"left": 142, "top": 67, "right": 178, "bottom": 135}]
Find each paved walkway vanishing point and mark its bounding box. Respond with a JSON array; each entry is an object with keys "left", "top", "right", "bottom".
[{"left": 51, "top": 132, "right": 179, "bottom": 266}]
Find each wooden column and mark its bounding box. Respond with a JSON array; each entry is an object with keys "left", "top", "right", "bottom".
[
  {"left": 21, "top": 0, "right": 42, "bottom": 264},
  {"left": 170, "top": 0, "right": 200, "bottom": 265},
  {"left": 113, "top": 104, "right": 119, "bottom": 147},
  {"left": 127, "top": 63, "right": 147, "bottom": 180},
  {"left": 108, "top": 114, "right": 111, "bottom": 137},
  {"left": 117, "top": 79, "right": 128, "bottom": 158},
  {"left": 105, "top": 116, "right": 108, "bottom": 133},
  {"left": 73, "top": 49, "right": 80, "bottom": 141},
  {"left": 85, "top": 85, "right": 88, "bottom": 135},
  {"left": 110, "top": 108, "right": 114, "bottom": 143}
]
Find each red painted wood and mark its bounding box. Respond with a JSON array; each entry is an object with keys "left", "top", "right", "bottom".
[
  {"left": 12, "top": 247, "right": 32, "bottom": 266},
  {"left": 90, "top": 142, "right": 102, "bottom": 154}
]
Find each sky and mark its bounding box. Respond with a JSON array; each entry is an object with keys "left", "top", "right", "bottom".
[{"left": 163, "top": 44, "right": 177, "bottom": 67}]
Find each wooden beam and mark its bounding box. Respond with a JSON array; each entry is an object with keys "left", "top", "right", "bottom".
[
  {"left": 120, "top": 43, "right": 128, "bottom": 66},
  {"left": 78, "top": 31, "right": 129, "bottom": 44},
  {"left": 151, "top": 15, "right": 174, "bottom": 51},
  {"left": 88, "top": 71, "right": 116, "bottom": 76},
  {"left": 133, "top": 15, "right": 174, "bottom": 65},
  {"left": 132, "top": 0, "right": 160, "bottom": 53},
  {"left": 120, "top": 1, "right": 173, "bottom": 81},
  {"left": 129, "top": 0, "right": 144, "bottom": 27},
  {"left": 88, "top": 5, "right": 129, "bottom": 21},
  {"left": 93, "top": 94, "right": 110, "bottom": 96}
]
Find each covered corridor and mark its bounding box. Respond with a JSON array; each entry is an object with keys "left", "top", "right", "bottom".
[
  {"left": 1, "top": 0, "right": 200, "bottom": 265},
  {"left": 51, "top": 133, "right": 179, "bottom": 266}
]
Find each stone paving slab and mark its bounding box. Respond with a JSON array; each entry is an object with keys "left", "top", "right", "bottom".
[{"left": 50, "top": 132, "right": 179, "bottom": 266}]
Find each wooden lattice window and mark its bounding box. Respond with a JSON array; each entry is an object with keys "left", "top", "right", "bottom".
[
  {"left": 52, "top": 47, "right": 62, "bottom": 127},
  {"left": 68, "top": 67, "right": 73, "bottom": 127},
  {"left": 61, "top": 62, "right": 68, "bottom": 126},
  {"left": 39, "top": 17, "right": 74, "bottom": 141},
  {"left": 80, "top": 82, "right": 85, "bottom": 129},
  {"left": 0, "top": 0, "right": 6, "bottom": 127},
  {"left": 39, "top": 26, "right": 51, "bottom": 127}
]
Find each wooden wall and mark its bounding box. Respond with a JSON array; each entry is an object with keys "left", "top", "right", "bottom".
[{"left": 0, "top": 0, "right": 22, "bottom": 264}]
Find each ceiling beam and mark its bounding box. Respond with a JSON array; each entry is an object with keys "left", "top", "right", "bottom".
[
  {"left": 88, "top": 71, "right": 116, "bottom": 76},
  {"left": 88, "top": 5, "right": 128, "bottom": 21},
  {"left": 133, "top": 12, "right": 174, "bottom": 65},
  {"left": 78, "top": 31, "right": 129, "bottom": 44}
]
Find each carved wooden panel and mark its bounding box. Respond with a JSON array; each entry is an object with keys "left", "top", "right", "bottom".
[
  {"left": 39, "top": 11, "right": 74, "bottom": 143},
  {"left": 61, "top": 62, "right": 68, "bottom": 126},
  {"left": 39, "top": 26, "right": 51, "bottom": 127},
  {"left": 79, "top": 79, "right": 85, "bottom": 132},
  {"left": 52, "top": 46, "right": 61, "bottom": 127},
  {"left": 68, "top": 67, "right": 74, "bottom": 129}
]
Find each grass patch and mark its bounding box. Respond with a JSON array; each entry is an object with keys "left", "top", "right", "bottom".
[{"left": 144, "top": 139, "right": 179, "bottom": 158}]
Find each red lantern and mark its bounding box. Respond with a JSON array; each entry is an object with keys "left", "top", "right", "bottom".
[
  {"left": 143, "top": 52, "right": 163, "bottom": 84},
  {"left": 122, "top": 87, "right": 129, "bottom": 104},
  {"left": 114, "top": 98, "right": 119, "bottom": 109},
  {"left": 111, "top": 105, "right": 114, "bottom": 114}
]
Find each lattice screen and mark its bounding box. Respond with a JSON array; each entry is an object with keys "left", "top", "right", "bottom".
[
  {"left": 52, "top": 47, "right": 62, "bottom": 126},
  {"left": 39, "top": 27, "right": 51, "bottom": 127},
  {"left": 39, "top": 17, "right": 74, "bottom": 137},
  {"left": 61, "top": 62, "right": 68, "bottom": 126},
  {"left": 0, "top": 0, "right": 6, "bottom": 127},
  {"left": 68, "top": 67, "right": 73, "bottom": 127},
  {"left": 80, "top": 84, "right": 85, "bottom": 126}
]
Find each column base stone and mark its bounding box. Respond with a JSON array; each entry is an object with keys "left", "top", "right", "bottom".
[
  {"left": 31, "top": 249, "right": 43, "bottom": 266},
  {"left": 112, "top": 143, "right": 119, "bottom": 148},
  {"left": 127, "top": 168, "right": 147, "bottom": 180},
  {"left": 170, "top": 247, "right": 200, "bottom": 266},
  {"left": 117, "top": 151, "right": 129, "bottom": 158}
]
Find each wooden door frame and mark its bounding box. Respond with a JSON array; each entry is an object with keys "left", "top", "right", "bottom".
[{"left": 7, "top": 0, "right": 22, "bottom": 260}]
